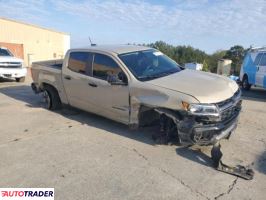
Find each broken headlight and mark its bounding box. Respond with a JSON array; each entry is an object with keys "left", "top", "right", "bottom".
[{"left": 182, "top": 102, "right": 219, "bottom": 116}]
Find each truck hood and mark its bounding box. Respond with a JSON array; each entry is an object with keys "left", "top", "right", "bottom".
[
  {"left": 147, "top": 69, "right": 239, "bottom": 103},
  {"left": 0, "top": 56, "right": 23, "bottom": 63}
]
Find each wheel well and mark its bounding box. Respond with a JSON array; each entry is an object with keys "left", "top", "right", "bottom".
[
  {"left": 41, "top": 83, "right": 61, "bottom": 100},
  {"left": 243, "top": 73, "right": 248, "bottom": 80},
  {"left": 42, "top": 82, "right": 55, "bottom": 90},
  {"left": 138, "top": 105, "right": 183, "bottom": 127},
  {"left": 138, "top": 106, "right": 160, "bottom": 127}
]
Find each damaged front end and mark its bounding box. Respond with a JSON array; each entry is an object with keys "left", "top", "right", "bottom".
[{"left": 154, "top": 89, "right": 242, "bottom": 146}]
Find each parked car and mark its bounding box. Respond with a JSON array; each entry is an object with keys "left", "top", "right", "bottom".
[
  {"left": 31, "top": 45, "right": 242, "bottom": 146},
  {"left": 240, "top": 47, "right": 266, "bottom": 90},
  {"left": 0, "top": 47, "right": 27, "bottom": 82}
]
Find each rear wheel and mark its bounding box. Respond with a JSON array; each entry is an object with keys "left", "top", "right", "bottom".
[
  {"left": 242, "top": 75, "right": 251, "bottom": 91},
  {"left": 15, "top": 77, "right": 25, "bottom": 82},
  {"left": 42, "top": 85, "right": 61, "bottom": 110}
]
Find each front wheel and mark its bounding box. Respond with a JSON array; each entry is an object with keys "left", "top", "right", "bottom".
[
  {"left": 242, "top": 75, "right": 251, "bottom": 91},
  {"left": 15, "top": 77, "right": 25, "bottom": 82}
]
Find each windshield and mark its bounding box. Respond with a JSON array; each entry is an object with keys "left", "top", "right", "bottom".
[
  {"left": 0, "top": 48, "right": 13, "bottom": 56},
  {"left": 118, "top": 49, "right": 181, "bottom": 81}
]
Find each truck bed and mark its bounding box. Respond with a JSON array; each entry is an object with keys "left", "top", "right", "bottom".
[
  {"left": 31, "top": 59, "right": 63, "bottom": 79},
  {"left": 31, "top": 58, "right": 70, "bottom": 104},
  {"left": 33, "top": 59, "right": 63, "bottom": 69},
  {"left": 31, "top": 59, "right": 63, "bottom": 90}
]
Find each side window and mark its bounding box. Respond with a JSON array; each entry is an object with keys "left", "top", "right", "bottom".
[
  {"left": 254, "top": 53, "right": 263, "bottom": 65},
  {"left": 259, "top": 53, "right": 266, "bottom": 66},
  {"left": 68, "top": 52, "right": 93, "bottom": 75},
  {"left": 93, "top": 53, "right": 122, "bottom": 80}
]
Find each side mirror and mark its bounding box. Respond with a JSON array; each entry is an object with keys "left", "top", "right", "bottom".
[{"left": 107, "top": 73, "right": 128, "bottom": 85}]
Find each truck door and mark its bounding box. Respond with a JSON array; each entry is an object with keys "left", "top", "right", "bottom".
[
  {"left": 88, "top": 53, "right": 130, "bottom": 124},
  {"left": 62, "top": 51, "right": 99, "bottom": 113},
  {"left": 256, "top": 53, "right": 266, "bottom": 87}
]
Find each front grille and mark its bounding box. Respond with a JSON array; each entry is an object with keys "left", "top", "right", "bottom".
[
  {"left": 0, "top": 62, "right": 22, "bottom": 68},
  {"left": 217, "top": 89, "right": 242, "bottom": 122},
  {"left": 3, "top": 74, "right": 12, "bottom": 77},
  {"left": 221, "top": 101, "right": 242, "bottom": 122}
]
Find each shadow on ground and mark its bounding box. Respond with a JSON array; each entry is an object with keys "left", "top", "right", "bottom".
[
  {"left": 176, "top": 147, "right": 214, "bottom": 168},
  {"left": 241, "top": 87, "right": 266, "bottom": 102},
  {"left": 0, "top": 85, "right": 156, "bottom": 146},
  {"left": 0, "top": 77, "right": 16, "bottom": 83},
  {"left": 0, "top": 85, "right": 42, "bottom": 107},
  {"left": 256, "top": 150, "right": 266, "bottom": 175}
]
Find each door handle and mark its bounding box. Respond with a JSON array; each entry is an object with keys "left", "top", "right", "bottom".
[
  {"left": 64, "top": 76, "right": 71, "bottom": 80},
  {"left": 88, "top": 83, "right": 97, "bottom": 87}
]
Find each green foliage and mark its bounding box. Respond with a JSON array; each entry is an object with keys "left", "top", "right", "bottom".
[
  {"left": 207, "top": 50, "right": 227, "bottom": 73},
  {"left": 223, "top": 45, "right": 245, "bottom": 75},
  {"left": 202, "top": 60, "right": 209, "bottom": 72},
  {"left": 148, "top": 41, "right": 207, "bottom": 66}
]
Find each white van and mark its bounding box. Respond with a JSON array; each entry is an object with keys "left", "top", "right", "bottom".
[{"left": 240, "top": 47, "right": 266, "bottom": 90}]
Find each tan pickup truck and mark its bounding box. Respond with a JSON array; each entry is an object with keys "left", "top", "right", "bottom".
[{"left": 31, "top": 45, "right": 242, "bottom": 145}]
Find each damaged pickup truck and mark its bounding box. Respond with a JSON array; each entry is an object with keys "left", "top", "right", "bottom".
[{"left": 31, "top": 45, "right": 242, "bottom": 145}]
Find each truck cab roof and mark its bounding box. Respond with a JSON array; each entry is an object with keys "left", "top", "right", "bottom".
[{"left": 71, "top": 45, "right": 152, "bottom": 55}]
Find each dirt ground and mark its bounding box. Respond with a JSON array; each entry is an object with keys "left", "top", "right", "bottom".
[{"left": 0, "top": 76, "right": 265, "bottom": 200}]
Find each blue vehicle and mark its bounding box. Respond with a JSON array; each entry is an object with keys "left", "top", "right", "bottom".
[{"left": 240, "top": 47, "right": 266, "bottom": 90}]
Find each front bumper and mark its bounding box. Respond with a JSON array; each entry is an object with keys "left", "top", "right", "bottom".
[
  {"left": 178, "top": 113, "right": 239, "bottom": 146},
  {"left": 0, "top": 67, "right": 27, "bottom": 78}
]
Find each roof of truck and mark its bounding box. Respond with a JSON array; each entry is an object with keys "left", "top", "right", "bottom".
[{"left": 74, "top": 45, "right": 153, "bottom": 54}]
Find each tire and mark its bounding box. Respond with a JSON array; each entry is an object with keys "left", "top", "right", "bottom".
[
  {"left": 15, "top": 77, "right": 25, "bottom": 82},
  {"left": 42, "top": 85, "right": 61, "bottom": 110},
  {"left": 242, "top": 75, "right": 251, "bottom": 91}
]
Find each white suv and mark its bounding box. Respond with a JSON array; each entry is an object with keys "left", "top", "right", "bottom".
[{"left": 0, "top": 47, "right": 27, "bottom": 82}]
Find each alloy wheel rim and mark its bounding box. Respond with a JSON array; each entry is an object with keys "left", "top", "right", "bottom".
[{"left": 43, "top": 91, "right": 51, "bottom": 108}]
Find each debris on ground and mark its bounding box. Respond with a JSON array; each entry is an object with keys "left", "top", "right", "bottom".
[
  {"left": 152, "top": 133, "right": 255, "bottom": 180},
  {"left": 211, "top": 143, "right": 254, "bottom": 180}
]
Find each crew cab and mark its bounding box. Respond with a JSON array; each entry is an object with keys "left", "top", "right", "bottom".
[
  {"left": 0, "top": 47, "right": 27, "bottom": 82},
  {"left": 31, "top": 45, "right": 242, "bottom": 145}
]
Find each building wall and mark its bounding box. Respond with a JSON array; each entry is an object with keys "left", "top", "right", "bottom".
[
  {"left": 0, "top": 18, "right": 70, "bottom": 66},
  {"left": 217, "top": 59, "right": 232, "bottom": 76}
]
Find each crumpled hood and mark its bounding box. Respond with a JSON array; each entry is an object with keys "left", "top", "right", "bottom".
[
  {"left": 0, "top": 56, "right": 23, "bottom": 63},
  {"left": 147, "top": 69, "right": 239, "bottom": 103}
]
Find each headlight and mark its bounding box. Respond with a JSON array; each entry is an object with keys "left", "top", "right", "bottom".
[{"left": 182, "top": 102, "right": 219, "bottom": 116}]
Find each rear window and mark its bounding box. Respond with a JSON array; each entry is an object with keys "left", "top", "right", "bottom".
[
  {"left": 68, "top": 52, "right": 93, "bottom": 75},
  {"left": 259, "top": 53, "right": 266, "bottom": 66}
]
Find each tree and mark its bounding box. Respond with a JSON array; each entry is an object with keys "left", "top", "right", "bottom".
[
  {"left": 202, "top": 60, "right": 209, "bottom": 72},
  {"left": 207, "top": 50, "right": 226, "bottom": 73},
  {"left": 223, "top": 45, "right": 245, "bottom": 75},
  {"left": 145, "top": 41, "right": 247, "bottom": 75},
  {"left": 148, "top": 41, "right": 209, "bottom": 66}
]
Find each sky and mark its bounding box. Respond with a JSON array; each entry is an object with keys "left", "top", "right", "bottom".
[{"left": 0, "top": 0, "right": 266, "bottom": 54}]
